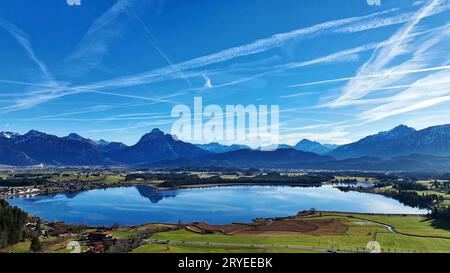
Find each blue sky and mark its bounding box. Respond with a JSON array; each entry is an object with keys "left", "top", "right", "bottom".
[{"left": 1, "top": 0, "right": 450, "bottom": 146}]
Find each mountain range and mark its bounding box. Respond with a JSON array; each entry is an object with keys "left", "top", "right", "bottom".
[
  {"left": 109, "top": 129, "right": 208, "bottom": 164},
  {"left": 0, "top": 129, "right": 207, "bottom": 166},
  {"left": 2, "top": 124, "right": 450, "bottom": 172},
  {"left": 327, "top": 125, "right": 450, "bottom": 159}
]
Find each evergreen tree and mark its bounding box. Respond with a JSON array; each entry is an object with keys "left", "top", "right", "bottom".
[
  {"left": 29, "top": 237, "right": 41, "bottom": 252},
  {"left": 0, "top": 199, "right": 28, "bottom": 248}
]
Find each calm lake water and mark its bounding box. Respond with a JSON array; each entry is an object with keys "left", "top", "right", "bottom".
[{"left": 7, "top": 185, "right": 427, "bottom": 226}]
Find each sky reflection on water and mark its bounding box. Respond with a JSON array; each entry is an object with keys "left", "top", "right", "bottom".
[{"left": 7, "top": 185, "right": 427, "bottom": 226}]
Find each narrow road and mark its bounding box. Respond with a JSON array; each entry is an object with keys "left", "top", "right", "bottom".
[
  {"left": 345, "top": 215, "right": 450, "bottom": 240},
  {"left": 144, "top": 239, "right": 369, "bottom": 253}
]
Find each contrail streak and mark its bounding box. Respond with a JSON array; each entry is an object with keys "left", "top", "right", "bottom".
[{"left": 288, "top": 65, "right": 450, "bottom": 88}]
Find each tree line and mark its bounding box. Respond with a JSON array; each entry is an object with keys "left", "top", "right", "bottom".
[
  {"left": 126, "top": 172, "right": 332, "bottom": 188},
  {"left": 387, "top": 191, "right": 442, "bottom": 210},
  {"left": 430, "top": 206, "right": 450, "bottom": 221},
  {"left": 0, "top": 177, "right": 50, "bottom": 187}
]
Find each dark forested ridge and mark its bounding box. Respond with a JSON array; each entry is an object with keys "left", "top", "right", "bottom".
[
  {"left": 126, "top": 172, "right": 332, "bottom": 188},
  {"left": 0, "top": 199, "right": 28, "bottom": 249}
]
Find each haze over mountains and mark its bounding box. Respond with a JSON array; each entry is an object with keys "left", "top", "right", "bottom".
[
  {"left": 292, "top": 139, "right": 339, "bottom": 155},
  {"left": 195, "top": 143, "right": 251, "bottom": 154},
  {"left": 260, "top": 139, "right": 338, "bottom": 154},
  {"left": 2, "top": 124, "right": 450, "bottom": 172}
]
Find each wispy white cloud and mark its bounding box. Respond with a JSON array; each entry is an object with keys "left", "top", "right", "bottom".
[
  {"left": 331, "top": 0, "right": 445, "bottom": 107},
  {"left": 288, "top": 64, "right": 450, "bottom": 88},
  {"left": 0, "top": 16, "right": 79, "bottom": 115},
  {"left": 90, "top": 90, "right": 180, "bottom": 104},
  {"left": 281, "top": 128, "right": 352, "bottom": 146},
  {"left": 362, "top": 68, "right": 450, "bottom": 121},
  {"left": 34, "top": 102, "right": 165, "bottom": 119},
  {"left": 282, "top": 42, "right": 385, "bottom": 70},
  {"left": 0, "top": 78, "right": 55, "bottom": 89},
  {"left": 40, "top": 7, "right": 406, "bottom": 97},
  {"left": 275, "top": 0, "right": 450, "bottom": 145},
  {"left": 65, "top": 0, "right": 138, "bottom": 76},
  {"left": 87, "top": 120, "right": 174, "bottom": 133},
  {"left": 128, "top": 8, "right": 193, "bottom": 87},
  {"left": 334, "top": 1, "right": 449, "bottom": 34},
  {"left": 279, "top": 92, "right": 317, "bottom": 99},
  {"left": 365, "top": 95, "right": 450, "bottom": 122},
  {"left": 338, "top": 9, "right": 450, "bottom": 123},
  {"left": 202, "top": 74, "right": 213, "bottom": 89},
  {"left": 101, "top": 8, "right": 403, "bottom": 88},
  {"left": 39, "top": 105, "right": 114, "bottom": 119},
  {"left": 2, "top": 2, "right": 448, "bottom": 117},
  {"left": 0, "top": 17, "right": 56, "bottom": 85}
]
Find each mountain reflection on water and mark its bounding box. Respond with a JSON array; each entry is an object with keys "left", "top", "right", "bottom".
[
  {"left": 22, "top": 185, "right": 178, "bottom": 204},
  {"left": 135, "top": 185, "right": 177, "bottom": 203},
  {"left": 7, "top": 185, "right": 427, "bottom": 226}
]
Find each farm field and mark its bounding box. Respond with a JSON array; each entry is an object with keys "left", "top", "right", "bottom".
[
  {"left": 134, "top": 212, "right": 450, "bottom": 253},
  {"left": 132, "top": 244, "right": 318, "bottom": 253}
]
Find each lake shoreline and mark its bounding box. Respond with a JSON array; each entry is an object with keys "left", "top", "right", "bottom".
[
  {"left": 6, "top": 183, "right": 428, "bottom": 227},
  {"left": 1, "top": 180, "right": 327, "bottom": 198},
  {"left": 21, "top": 209, "right": 432, "bottom": 230}
]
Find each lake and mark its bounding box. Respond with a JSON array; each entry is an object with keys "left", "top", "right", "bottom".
[{"left": 7, "top": 185, "right": 427, "bottom": 226}]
